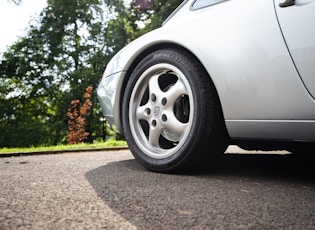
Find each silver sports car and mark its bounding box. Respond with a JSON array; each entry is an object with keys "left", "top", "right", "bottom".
[{"left": 97, "top": 0, "right": 315, "bottom": 172}]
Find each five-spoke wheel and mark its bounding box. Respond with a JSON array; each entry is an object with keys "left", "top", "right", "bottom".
[{"left": 122, "top": 49, "right": 228, "bottom": 172}]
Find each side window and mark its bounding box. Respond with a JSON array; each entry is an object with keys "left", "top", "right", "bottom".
[{"left": 191, "top": 0, "right": 228, "bottom": 10}]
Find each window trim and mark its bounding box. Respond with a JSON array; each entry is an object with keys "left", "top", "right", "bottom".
[{"left": 190, "top": 0, "right": 230, "bottom": 10}]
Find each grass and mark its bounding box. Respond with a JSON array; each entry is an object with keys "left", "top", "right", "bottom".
[{"left": 0, "top": 140, "right": 128, "bottom": 154}]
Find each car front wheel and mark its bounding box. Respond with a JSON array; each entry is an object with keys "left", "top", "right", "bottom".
[{"left": 122, "top": 49, "right": 229, "bottom": 173}]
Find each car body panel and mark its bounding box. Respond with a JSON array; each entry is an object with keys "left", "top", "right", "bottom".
[
  {"left": 226, "top": 120, "right": 315, "bottom": 141},
  {"left": 97, "top": 0, "right": 315, "bottom": 143},
  {"left": 97, "top": 71, "right": 126, "bottom": 133},
  {"left": 275, "top": 0, "right": 315, "bottom": 99}
]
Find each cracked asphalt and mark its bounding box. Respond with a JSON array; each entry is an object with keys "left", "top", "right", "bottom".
[{"left": 1, "top": 146, "right": 315, "bottom": 229}]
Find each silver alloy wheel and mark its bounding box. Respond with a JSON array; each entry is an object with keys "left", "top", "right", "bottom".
[{"left": 129, "top": 63, "right": 194, "bottom": 159}]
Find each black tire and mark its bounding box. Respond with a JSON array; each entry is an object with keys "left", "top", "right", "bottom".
[{"left": 122, "top": 48, "right": 229, "bottom": 173}]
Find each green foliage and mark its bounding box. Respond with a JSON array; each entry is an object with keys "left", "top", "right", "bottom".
[
  {"left": 0, "top": 141, "right": 128, "bottom": 154},
  {"left": 0, "top": 0, "right": 184, "bottom": 148},
  {"left": 0, "top": 35, "right": 58, "bottom": 147}
]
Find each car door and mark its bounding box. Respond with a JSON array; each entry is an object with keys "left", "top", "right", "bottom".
[{"left": 275, "top": 0, "right": 315, "bottom": 99}]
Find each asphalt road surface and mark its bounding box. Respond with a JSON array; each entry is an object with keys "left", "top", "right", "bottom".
[{"left": 1, "top": 146, "right": 315, "bottom": 229}]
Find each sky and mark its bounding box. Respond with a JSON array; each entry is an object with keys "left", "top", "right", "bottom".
[{"left": 0, "top": 0, "right": 47, "bottom": 53}]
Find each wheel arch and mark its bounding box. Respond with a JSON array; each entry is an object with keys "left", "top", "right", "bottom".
[{"left": 118, "top": 42, "right": 229, "bottom": 140}]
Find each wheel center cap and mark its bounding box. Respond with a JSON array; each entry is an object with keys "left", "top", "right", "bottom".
[{"left": 153, "top": 105, "right": 161, "bottom": 117}]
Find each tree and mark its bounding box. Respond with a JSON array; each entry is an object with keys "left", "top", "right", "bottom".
[
  {"left": 0, "top": 32, "right": 59, "bottom": 147},
  {"left": 39, "top": 0, "right": 109, "bottom": 144},
  {"left": 0, "top": 0, "right": 106, "bottom": 147}
]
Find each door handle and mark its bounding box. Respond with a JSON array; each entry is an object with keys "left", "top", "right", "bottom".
[
  {"left": 279, "top": 0, "right": 295, "bottom": 7},
  {"left": 279, "top": 0, "right": 315, "bottom": 7}
]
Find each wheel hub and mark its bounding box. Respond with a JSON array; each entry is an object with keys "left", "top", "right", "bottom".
[{"left": 129, "top": 63, "right": 194, "bottom": 159}]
